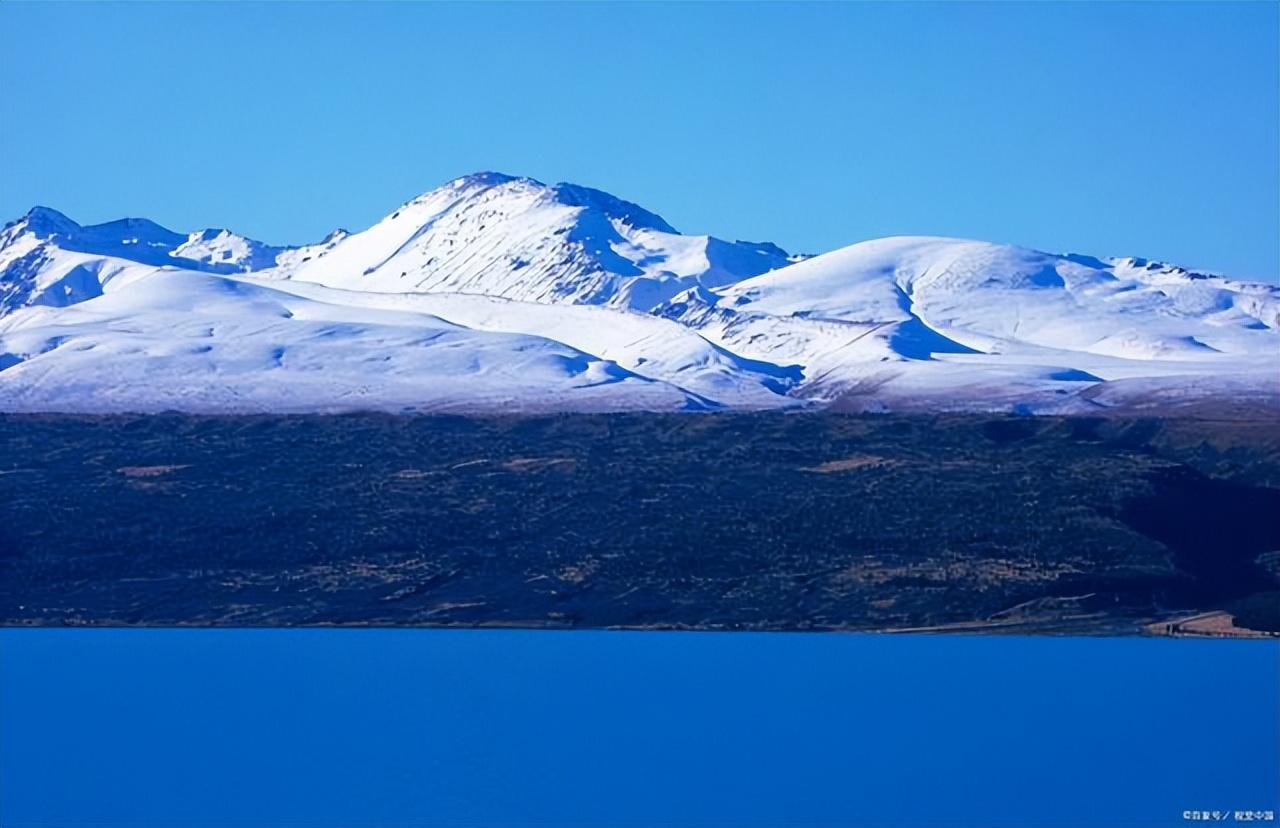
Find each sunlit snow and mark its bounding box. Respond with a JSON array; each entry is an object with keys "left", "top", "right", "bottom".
[{"left": 1, "top": 173, "right": 1275, "bottom": 414}]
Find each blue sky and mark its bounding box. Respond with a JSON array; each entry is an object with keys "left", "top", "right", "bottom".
[{"left": 2, "top": 2, "right": 1277, "bottom": 280}]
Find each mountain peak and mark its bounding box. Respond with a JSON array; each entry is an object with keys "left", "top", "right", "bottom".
[
  {"left": 447, "top": 171, "right": 528, "bottom": 189},
  {"left": 421, "top": 173, "right": 679, "bottom": 234},
  {"left": 401, "top": 171, "right": 538, "bottom": 209},
  {"left": 270, "top": 172, "right": 789, "bottom": 310},
  {"left": 16, "top": 206, "right": 80, "bottom": 238}
]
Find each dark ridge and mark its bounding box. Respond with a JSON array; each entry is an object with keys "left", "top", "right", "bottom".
[
  {"left": 1, "top": 412, "right": 1276, "bottom": 631},
  {"left": 1119, "top": 465, "right": 1280, "bottom": 605}
]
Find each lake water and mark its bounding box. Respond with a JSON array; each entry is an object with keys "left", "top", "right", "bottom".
[{"left": 1, "top": 629, "right": 1275, "bottom": 827}]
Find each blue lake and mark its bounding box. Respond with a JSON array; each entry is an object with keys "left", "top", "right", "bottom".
[{"left": 1, "top": 629, "right": 1275, "bottom": 827}]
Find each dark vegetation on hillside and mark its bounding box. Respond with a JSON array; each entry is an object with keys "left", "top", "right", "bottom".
[
  {"left": 1228, "top": 591, "right": 1280, "bottom": 633},
  {"left": 1, "top": 413, "right": 1277, "bottom": 632}
]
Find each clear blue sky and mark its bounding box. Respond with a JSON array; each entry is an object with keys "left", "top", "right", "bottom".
[{"left": 2, "top": 2, "right": 1276, "bottom": 280}]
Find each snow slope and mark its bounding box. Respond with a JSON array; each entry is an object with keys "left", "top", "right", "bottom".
[
  {"left": 0, "top": 174, "right": 1275, "bottom": 414},
  {"left": 658, "top": 236, "right": 1278, "bottom": 409},
  {"left": 268, "top": 173, "right": 796, "bottom": 311},
  {"left": 0, "top": 268, "right": 705, "bottom": 414},
  {"left": 0, "top": 205, "right": 336, "bottom": 314},
  {"left": 234, "top": 279, "right": 804, "bottom": 409}
]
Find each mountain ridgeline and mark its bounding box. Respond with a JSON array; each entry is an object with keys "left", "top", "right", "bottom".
[{"left": 1, "top": 172, "right": 1276, "bottom": 415}]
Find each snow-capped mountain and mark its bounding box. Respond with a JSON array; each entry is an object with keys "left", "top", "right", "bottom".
[
  {"left": 0, "top": 172, "right": 1275, "bottom": 414},
  {"left": 658, "top": 236, "right": 1279, "bottom": 409},
  {"left": 269, "top": 172, "right": 797, "bottom": 311},
  {"left": 0, "top": 205, "right": 329, "bottom": 314}
]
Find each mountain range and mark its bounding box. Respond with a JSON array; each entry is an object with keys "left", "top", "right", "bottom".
[{"left": 1, "top": 172, "right": 1276, "bottom": 414}]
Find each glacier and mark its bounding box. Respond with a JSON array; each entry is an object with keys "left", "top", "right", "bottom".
[{"left": 0, "top": 172, "right": 1275, "bottom": 414}]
